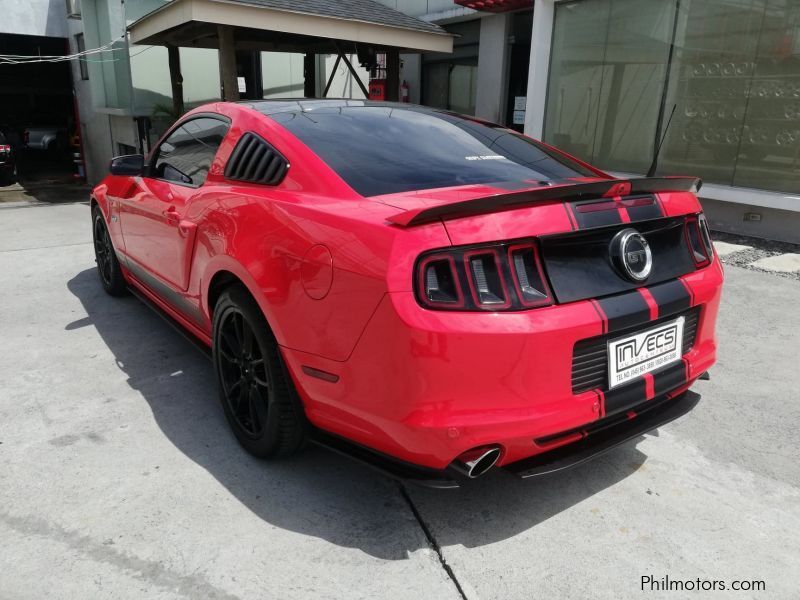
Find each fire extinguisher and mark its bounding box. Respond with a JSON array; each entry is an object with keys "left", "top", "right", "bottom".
[{"left": 401, "top": 80, "right": 410, "bottom": 103}]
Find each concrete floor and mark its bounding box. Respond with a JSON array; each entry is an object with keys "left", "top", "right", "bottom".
[
  {"left": 0, "top": 181, "right": 91, "bottom": 205},
  {"left": 0, "top": 202, "right": 798, "bottom": 599}
]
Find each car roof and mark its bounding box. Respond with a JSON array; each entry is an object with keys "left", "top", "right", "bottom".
[{"left": 239, "top": 98, "right": 444, "bottom": 118}]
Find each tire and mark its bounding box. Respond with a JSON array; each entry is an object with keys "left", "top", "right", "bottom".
[
  {"left": 92, "top": 206, "right": 127, "bottom": 296},
  {"left": 212, "top": 285, "right": 307, "bottom": 458}
]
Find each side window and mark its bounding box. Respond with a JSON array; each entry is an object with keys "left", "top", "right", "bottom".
[{"left": 153, "top": 117, "right": 229, "bottom": 187}]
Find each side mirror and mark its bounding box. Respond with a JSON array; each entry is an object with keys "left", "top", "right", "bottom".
[{"left": 109, "top": 154, "right": 144, "bottom": 176}]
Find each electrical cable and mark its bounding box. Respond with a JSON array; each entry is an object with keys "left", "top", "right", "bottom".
[{"left": 0, "top": 36, "right": 125, "bottom": 65}]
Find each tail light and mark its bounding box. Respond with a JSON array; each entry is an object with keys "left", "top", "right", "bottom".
[
  {"left": 0, "top": 144, "right": 9, "bottom": 153},
  {"left": 417, "top": 254, "right": 464, "bottom": 307},
  {"left": 464, "top": 250, "right": 510, "bottom": 308},
  {"left": 415, "top": 241, "right": 552, "bottom": 311},
  {"left": 698, "top": 213, "right": 714, "bottom": 256},
  {"left": 684, "top": 213, "right": 713, "bottom": 267}
]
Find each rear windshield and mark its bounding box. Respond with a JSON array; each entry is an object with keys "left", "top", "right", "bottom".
[
  {"left": 0, "top": 132, "right": 6, "bottom": 143},
  {"left": 269, "top": 105, "right": 598, "bottom": 197}
]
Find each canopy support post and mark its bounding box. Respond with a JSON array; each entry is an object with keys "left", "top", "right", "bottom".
[
  {"left": 385, "top": 49, "right": 400, "bottom": 102},
  {"left": 167, "top": 45, "right": 185, "bottom": 117},
  {"left": 218, "top": 25, "right": 240, "bottom": 101},
  {"left": 304, "top": 53, "right": 316, "bottom": 98}
]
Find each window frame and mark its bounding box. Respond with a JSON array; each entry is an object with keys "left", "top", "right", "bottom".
[
  {"left": 75, "top": 34, "right": 88, "bottom": 80},
  {"left": 66, "top": 0, "right": 81, "bottom": 18},
  {"left": 147, "top": 113, "right": 231, "bottom": 189}
]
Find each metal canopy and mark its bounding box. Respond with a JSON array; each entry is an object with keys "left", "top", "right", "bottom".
[{"left": 128, "top": 0, "right": 454, "bottom": 54}]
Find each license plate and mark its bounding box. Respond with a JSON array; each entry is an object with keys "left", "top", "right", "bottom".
[{"left": 607, "top": 317, "right": 685, "bottom": 389}]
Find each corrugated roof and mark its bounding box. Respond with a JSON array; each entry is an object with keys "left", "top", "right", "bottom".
[{"left": 218, "top": 0, "right": 447, "bottom": 35}]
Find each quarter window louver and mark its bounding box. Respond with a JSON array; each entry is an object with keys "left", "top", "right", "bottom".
[{"left": 224, "top": 132, "right": 289, "bottom": 185}]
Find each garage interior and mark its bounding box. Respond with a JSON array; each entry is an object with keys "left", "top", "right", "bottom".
[{"left": 0, "top": 33, "right": 78, "bottom": 187}]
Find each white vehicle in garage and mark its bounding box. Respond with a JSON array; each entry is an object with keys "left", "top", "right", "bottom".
[{"left": 24, "top": 126, "right": 66, "bottom": 152}]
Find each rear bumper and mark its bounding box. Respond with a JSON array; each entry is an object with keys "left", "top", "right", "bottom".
[
  {"left": 283, "top": 260, "right": 723, "bottom": 471},
  {"left": 505, "top": 389, "right": 700, "bottom": 478},
  {"left": 309, "top": 390, "right": 701, "bottom": 489}
]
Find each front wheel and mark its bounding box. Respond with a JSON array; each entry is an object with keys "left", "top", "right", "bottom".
[
  {"left": 92, "top": 207, "right": 127, "bottom": 296},
  {"left": 212, "top": 285, "right": 307, "bottom": 458}
]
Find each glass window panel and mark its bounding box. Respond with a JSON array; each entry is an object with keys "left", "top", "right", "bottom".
[
  {"left": 544, "top": 0, "right": 611, "bottom": 162},
  {"left": 658, "top": 0, "right": 765, "bottom": 186},
  {"left": 154, "top": 118, "right": 228, "bottom": 186},
  {"left": 732, "top": 1, "right": 800, "bottom": 193},
  {"left": 544, "top": 0, "right": 675, "bottom": 173},
  {"left": 270, "top": 105, "right": 596, "bottom": 197},
  {"left": 423, "top": 63, "right": 450, "bottom": 109},
  {"left": 449, "top": 64, "right": 478, "bottom": 115}
]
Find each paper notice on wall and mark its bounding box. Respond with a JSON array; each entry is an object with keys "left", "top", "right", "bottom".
[
  {"left": 514, "top": 96, "right": 527, "bottom": 111},
  {"left": 237, "top": 77, "right": 247, "bottom": 93},
  {"left": 513, "top": 110, "right": 526, "bottom": 125}
]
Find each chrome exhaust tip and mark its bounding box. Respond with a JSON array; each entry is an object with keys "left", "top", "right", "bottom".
[{"left": 449, "top": 446, "right": 502, "bottom": 479}]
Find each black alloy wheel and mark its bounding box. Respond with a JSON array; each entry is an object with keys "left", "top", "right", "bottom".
[
  {"left": 216, "top": 308, "right": 271, "bottom": 438},
  {"left": 92, "top": 207, "right": 127, "bottom": 296},
  {"left": 212, "top": 285, "right": 306, "bottom": 458}
]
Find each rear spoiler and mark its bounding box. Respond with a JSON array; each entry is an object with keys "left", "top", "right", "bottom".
[{"left": 386, "top": 177, "right": 702, "bottom": 227}]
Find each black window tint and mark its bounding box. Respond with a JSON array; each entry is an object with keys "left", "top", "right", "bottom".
[
  {"left": 153, "top": 117, "right": 229, "bottom": 186},
  {"left": 270, "top": 106, "right": 597, "bottom": 197}
]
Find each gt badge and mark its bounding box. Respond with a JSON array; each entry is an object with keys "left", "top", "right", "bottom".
[{"left": 610, "top": 228, "right": 652, "bottom": 282}]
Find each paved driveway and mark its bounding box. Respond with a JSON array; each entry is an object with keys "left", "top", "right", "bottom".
[{"left": 1, "top": 202, "right": 798, "bottom": 599}]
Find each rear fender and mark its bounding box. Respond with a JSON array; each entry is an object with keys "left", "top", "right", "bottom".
[{"left": 201, "top": 256, "right": 268, "bottom": 335}]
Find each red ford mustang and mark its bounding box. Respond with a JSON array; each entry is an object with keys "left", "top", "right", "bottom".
[{"left": 91, "top": 100, "right": 723, "bottom": 487}]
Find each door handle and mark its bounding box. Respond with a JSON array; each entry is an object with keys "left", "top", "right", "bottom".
[{"left": 162, "top": 206, "right": 180, "bottom": 225}]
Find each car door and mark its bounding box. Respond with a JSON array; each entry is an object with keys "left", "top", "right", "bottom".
[{"left": 119, "top": 116, "right": 229, "bottom": 291}]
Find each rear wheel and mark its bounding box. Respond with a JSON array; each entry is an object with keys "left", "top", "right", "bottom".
[
  {"left": 212, "top": 285, "right": 306, "bottom": 458},
  {"left": 92, "top": 207, "right": 127, "bottom": 296}
]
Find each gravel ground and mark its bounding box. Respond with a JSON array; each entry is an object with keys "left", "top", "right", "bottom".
[{"left": 712, "top": 230, "right": 800, "bottom": 281}]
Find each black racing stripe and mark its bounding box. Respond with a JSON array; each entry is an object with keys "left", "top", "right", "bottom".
[
  {"left": 589, "top": 299, "right": 607, "bottom": 334},
  {"left": 648, "top": 279, "right": 691, "bottom": 318},
  {"left": 652, "top": 361, "right": 688, "bottom": 397},
  {"left": 625, "top": 198, "right": 664, "bottom": 222},
  {"left": 604, "top": 378, "right": 647, "bottom": 416},
  {"left": 596, "top": 290, "right": 652, "bottom": 333},
  {"left": 570, "top": 202, "right": 623, "bottom": 229}
]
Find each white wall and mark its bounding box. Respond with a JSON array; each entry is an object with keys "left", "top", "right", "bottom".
[
  {"left": 0, "top": 0, "right": 68, "bottom": 38},
  {"left": 67, "top": 17, "right": 113, "bottom": 184},
  {"left": 131, "top": 45, "right": 221, "bottom": 112},
  {"left": 262, "top": 52, "right": 304, "bottom": 98},
  {"left": 400, "top": 53, "right": 421, "bottom": 104},
  {"left": 109, "top": 114, "right": 137, "bottom": 150},
  {"left": 261, "top": 52, "right": 369, "bottom": 100}
]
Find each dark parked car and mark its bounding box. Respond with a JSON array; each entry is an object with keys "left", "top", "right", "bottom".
[{"left": 0, "top": 131, "right": 17, "bottom": 185}]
